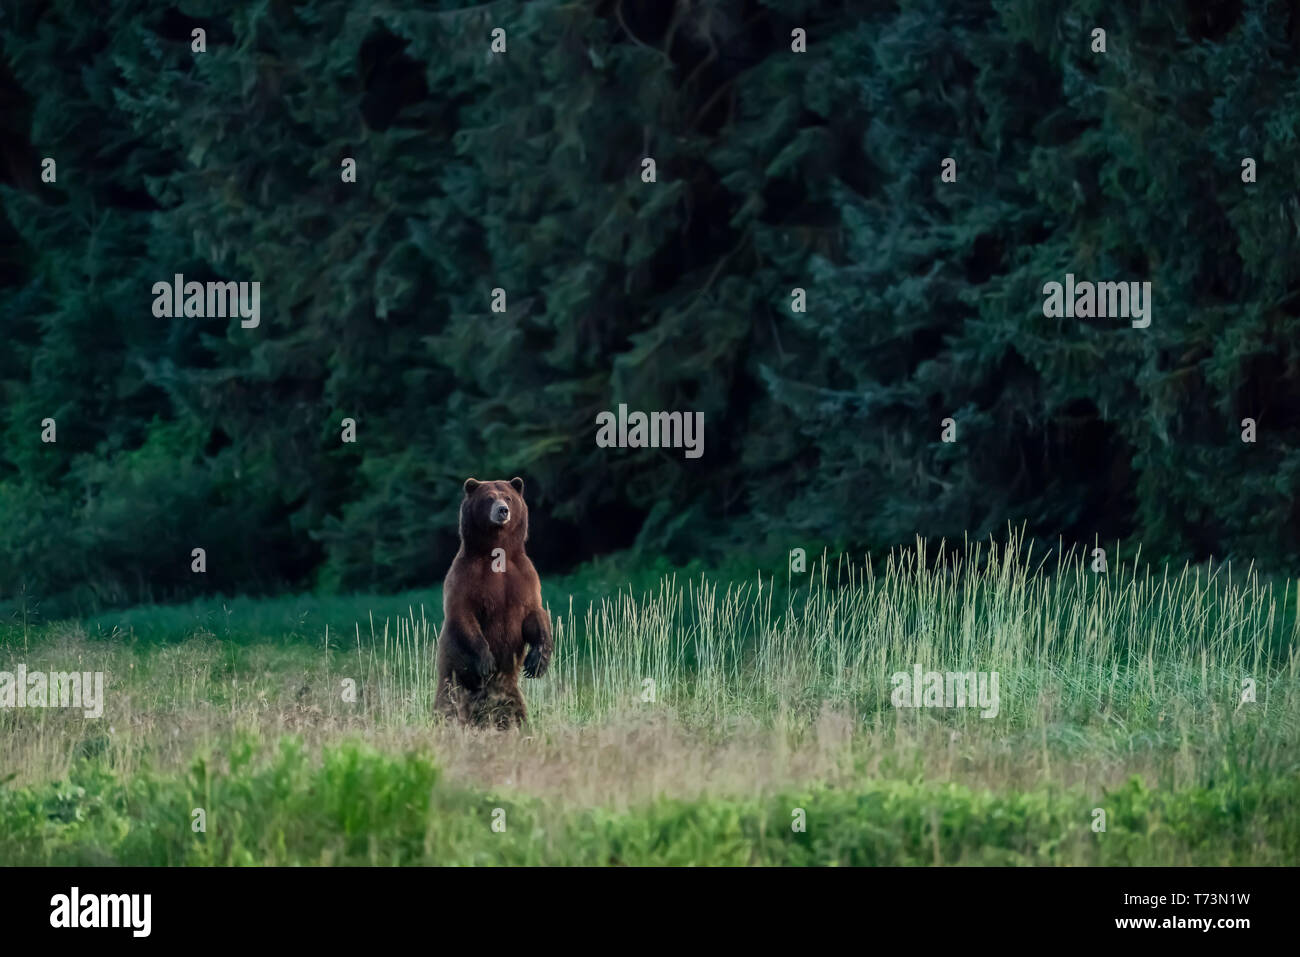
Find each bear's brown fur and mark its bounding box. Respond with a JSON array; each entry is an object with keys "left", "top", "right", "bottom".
[{"left": 434, "top": 477, "right": 552, "bottom": 728}]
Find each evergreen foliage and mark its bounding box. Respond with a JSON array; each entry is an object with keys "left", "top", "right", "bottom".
[{"left": 0, "top": 1, "right": 1297, "bottom": 611}]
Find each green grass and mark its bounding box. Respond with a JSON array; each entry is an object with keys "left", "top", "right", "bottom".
[
  {"left": 2, "top": 531, "right": 1298, "bottom": 864},
  {"left": 3, "top": 736, "right": 1297, "bottom": 865},
  {"left": 12, "top": 551, "right": 698, "bottom": 649}
]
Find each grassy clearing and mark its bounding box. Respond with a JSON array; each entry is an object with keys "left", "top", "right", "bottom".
[
  {"left": 4, "top": 737, "right": 1297, "bottom": 865},
  {"left": 2, "top": 533, "right": 1298, "bottom": 864}
]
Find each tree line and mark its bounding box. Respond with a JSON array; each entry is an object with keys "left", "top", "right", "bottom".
[{"left": 1, "top": 0, "right": 1297, "bottom": 614}]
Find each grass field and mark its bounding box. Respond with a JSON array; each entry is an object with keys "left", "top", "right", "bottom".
[{"left": 2, "top": 533, "right": 1298, "bottom": 865}]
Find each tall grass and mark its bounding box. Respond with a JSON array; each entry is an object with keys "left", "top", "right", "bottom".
[
  {"left": 2, "top": 532, "right": 1297, "bottom": 822},
  {"left": 350, "top": 532, "right": 1297, "bottom": 739}
]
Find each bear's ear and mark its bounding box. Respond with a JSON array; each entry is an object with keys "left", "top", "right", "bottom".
[
  {"left": 463, "top": 478, "right": 481, "bottom": 494},
  {"left": 510, "top": 476, "right": 524, "bottom": 495}
]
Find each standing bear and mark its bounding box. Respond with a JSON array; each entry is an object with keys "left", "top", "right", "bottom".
[{"left": 434, "top": 477, "right": 553, "bottom": 728}]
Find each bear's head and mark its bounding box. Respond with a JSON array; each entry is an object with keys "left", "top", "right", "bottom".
[{"left": 459, "top": 477, "right": 529, "bottom": 551}]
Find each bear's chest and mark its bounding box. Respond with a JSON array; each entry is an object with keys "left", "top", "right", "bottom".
[{"left": 466, "top": 564, "right": 521, "bottom": 630}]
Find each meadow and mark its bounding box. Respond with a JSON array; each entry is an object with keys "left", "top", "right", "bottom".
[{"left": 2, "top": 533, "right": 1297, "bottom": 865}]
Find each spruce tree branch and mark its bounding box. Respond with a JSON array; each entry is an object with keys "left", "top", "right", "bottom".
[{"left": 615, "top": 0, "right": 673, "bottom": 68}]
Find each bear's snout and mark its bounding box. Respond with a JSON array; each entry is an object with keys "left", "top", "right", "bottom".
[{"left": 490, "top": 500, "right": 511, "bottom": 525}]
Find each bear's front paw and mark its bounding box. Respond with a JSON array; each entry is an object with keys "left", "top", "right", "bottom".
[
  {"left": 523, "top": 645, "right": 550, "bottom": 679},
  {"left": 476, "top": 648, "right": 497, "bottom": 679}
]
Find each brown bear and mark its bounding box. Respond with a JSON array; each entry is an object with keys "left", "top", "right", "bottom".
[{"left": 434, "top": 477, "right": 553, "bottom": 728}]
